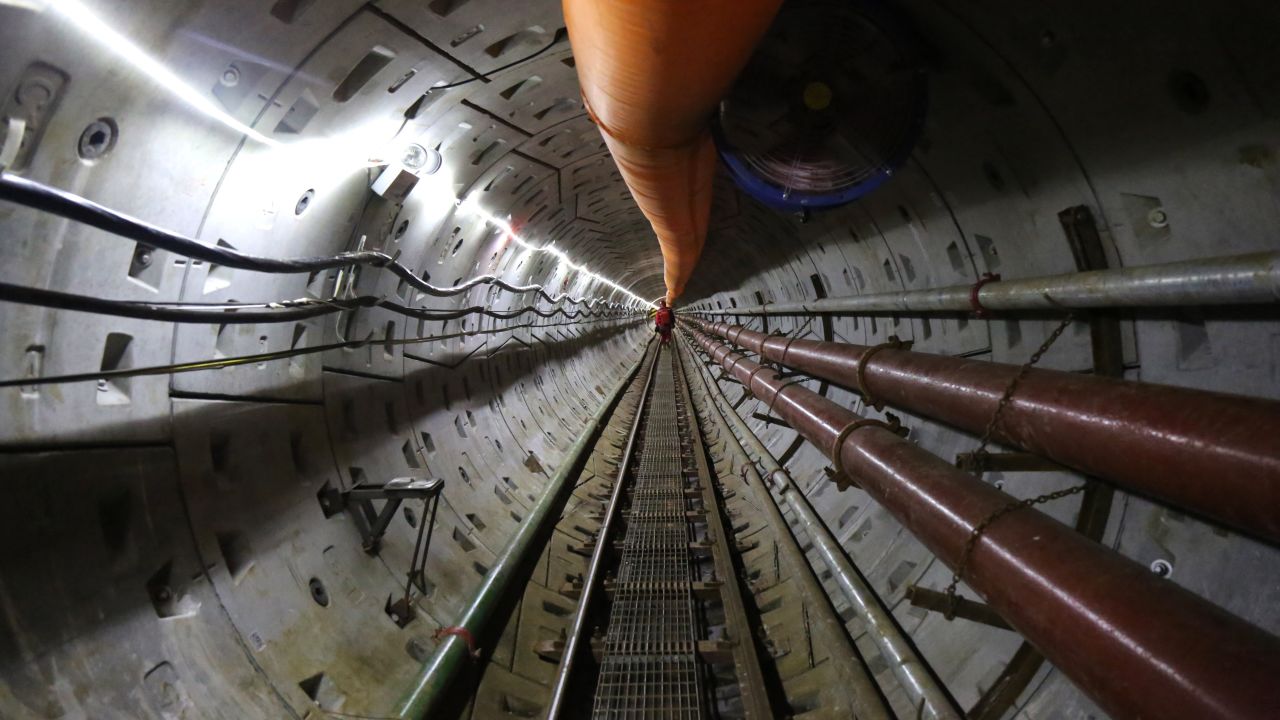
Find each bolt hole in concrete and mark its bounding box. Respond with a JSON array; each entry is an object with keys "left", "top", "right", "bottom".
[
  {"left": 1150, "top": 558, "right": 1174, "bottom": 578},
  {"left": 77, "top": 117, "right": 117, "bottom": 160},
  {"left": 309, "top": 577, "right": 330, "bottom": 606},
  {"left": 295, "top": 188, "right": 315, "bottom": 215}
]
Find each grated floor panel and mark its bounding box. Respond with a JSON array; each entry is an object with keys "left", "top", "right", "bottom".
[{"left": 592, "top": 348, "right": 704, "bottom": 719}]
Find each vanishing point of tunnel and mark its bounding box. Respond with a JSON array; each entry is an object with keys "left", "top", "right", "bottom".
[{"left": 1, "top": 1, "right": 1278, "bottom": 719}]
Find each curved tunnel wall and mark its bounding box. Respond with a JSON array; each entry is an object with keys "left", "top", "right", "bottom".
[
  {"left": 0, "top": 0, "right": 1277, "bottom": 718},
  {"left": 683, "top": 0, "right": 1280, "bottom": 715},
  {"left": 0, "top": 1, "right": 647, "bottom": 716}
]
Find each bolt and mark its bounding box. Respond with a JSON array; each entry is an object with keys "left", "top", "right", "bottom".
[
  {"left": 16, "top": 80, "right": 52, "bottom": 110},
  {"left": 136, "top": 250, "right": 152, "bottom": 267},
  {"left": 1147, "top": 208, "right": 1169, "bottom": 228},
  {"left": 1150, "top": 558, "right": 1173, "bottom": 577},
  {"left": 156, "top": 587, "right": 172, "bottom": 601},
  {"left": 97, "top": 379, "right": 108, "bottom": 391},
  {"left": 220, "top": 66, "right": 241, "bottom": 87}
]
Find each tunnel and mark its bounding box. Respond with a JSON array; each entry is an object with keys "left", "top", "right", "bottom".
[{"left": 1, "top": 0, "right": 1279, "bottom": 718}]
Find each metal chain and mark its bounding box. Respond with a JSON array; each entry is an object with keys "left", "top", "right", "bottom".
[
  {"left": 970, "top": 314, "right": 1075, "bottom": 471},
  {"left": 944, "top": 313, "right": 1082, "bottom": 617},
  {"left": 941, "top": 483, "right": 1086, "bottom": 617}
]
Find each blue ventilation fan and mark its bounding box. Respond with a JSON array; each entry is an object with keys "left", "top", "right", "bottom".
[{"left": 714, "top": 0, "right": 928, "bottom": 212}]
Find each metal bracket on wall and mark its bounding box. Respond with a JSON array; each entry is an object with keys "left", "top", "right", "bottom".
[
  {"left": 318, "top": 476, "right": 444, "bottom": 555},
  {"left": 750, "top": 411, "right": 792, "bottom": 429},
  {"left": 318, "top": 476, "right": 444, "bottom": 628}
]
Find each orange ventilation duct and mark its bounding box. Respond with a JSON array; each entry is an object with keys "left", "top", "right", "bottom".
[{"left": 563, "top": 0, "right": 783, "bottom": 305}]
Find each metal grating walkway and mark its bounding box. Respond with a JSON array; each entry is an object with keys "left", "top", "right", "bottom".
[{"left": 592, "top": 348, "right": 704, "bottom": 719}]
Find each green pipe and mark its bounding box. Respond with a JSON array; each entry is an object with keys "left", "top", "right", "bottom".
[{"left": 396, "top": 342, "right": 650, "bottom": 719}]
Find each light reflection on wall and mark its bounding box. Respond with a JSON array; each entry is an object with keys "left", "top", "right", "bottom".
[
  {"left": 460, "top": 196, "right": 651, "bottom": 309},
  {"left": 43, "top": 0, "right": 643, "bottom": 309}
]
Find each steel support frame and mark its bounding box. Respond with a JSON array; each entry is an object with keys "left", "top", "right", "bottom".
[{"left": 683, "top": 325, "right": 1280, "bottom": 720}]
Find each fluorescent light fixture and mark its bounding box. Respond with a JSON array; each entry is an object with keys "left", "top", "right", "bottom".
[
  {"left": 462, "top": 198, "right": 652, "bottom": 308},
  {"left": 45, "top": 0, "right": 279, "bottom": 147}
]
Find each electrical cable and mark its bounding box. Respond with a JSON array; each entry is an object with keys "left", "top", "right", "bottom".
[
  {"left": 0, "top": 281, "right": 625, "bottom": 324},
  {"left": 0, "top": 282, "right": 366, "bottom": 323},
  {"left": 0, "top": 173, "right": 627, "bottom": 309},
  {"left": 0, "top": 315, "right": 638, "bottom": 389},
  {"left": 424, "top": 28, "right": 569, "bottom": 92}
]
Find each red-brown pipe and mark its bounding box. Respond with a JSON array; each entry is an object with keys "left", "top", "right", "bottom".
[
  {"left": 682, "top": 325, "right": 1280, "bottom": 720},
  {"left": 690, "top": 317, "right": 1280, "bottom": 544},
  {"left": 563, "top": 0, "right": 782, "bottom": 304}
]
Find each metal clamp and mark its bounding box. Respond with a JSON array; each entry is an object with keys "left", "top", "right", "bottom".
[
  {"left": 434, "top": 625, "right": 482, "bottom": 659},
  {"left": 855, "top": 335, "right": 912, "bottom": 410},
  {"left": 828, "top": 414, "right": 907, "bottom": 491},
  {"left": 969, "top": 272, "right": 1002, "bottom": 318}
]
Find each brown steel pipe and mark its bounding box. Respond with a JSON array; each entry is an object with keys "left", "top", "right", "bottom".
[
  {"left": 682, "top": 325, "right": 1280, "bottom": 720},
  {"left": 689, "top": 317, "right": 1280, "bottom": 544}
]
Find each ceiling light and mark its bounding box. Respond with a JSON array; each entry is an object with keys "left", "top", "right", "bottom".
[{"left": 401, "top": 144, "right": 442, "bottom": 174}]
